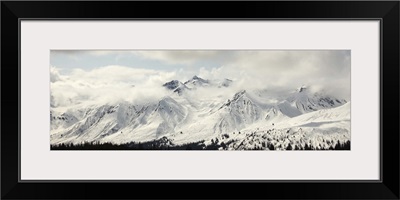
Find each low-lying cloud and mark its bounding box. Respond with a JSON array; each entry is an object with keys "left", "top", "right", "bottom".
[
  {"left": 50, "top": 50, "right": 350, "bottom": 108},
  {"left": 50, "top": 65, "right": 176, "bottom": 107}
]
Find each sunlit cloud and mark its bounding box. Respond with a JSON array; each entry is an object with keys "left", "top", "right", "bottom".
[{"left": 50, "top": 50, "right": 350, "bottom": 108}]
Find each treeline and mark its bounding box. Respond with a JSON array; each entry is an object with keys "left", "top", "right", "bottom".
[
  {"left": 51, "top": 140, "right": 219, "bottom": 150},
  {"left": 51, "top": 139, "right": 350, "bottom": 150},
  {"left": 283, "top": 140, "right": 350, "bottom": 150},
  {"left": 238, "top": 140, "right": 350, "bottom": 150},
  {"left": 304, "top": 140, "right": 351, "bottom": 150}
]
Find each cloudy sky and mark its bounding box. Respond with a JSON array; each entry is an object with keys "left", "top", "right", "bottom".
[{"left": 50, "top": 50, "right": 350, "bottom": 107}]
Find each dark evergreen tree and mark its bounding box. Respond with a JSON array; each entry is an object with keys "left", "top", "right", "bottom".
[
  {"left": 267, "top": 143, "right": 275, "bottom": 150},
  {"left": 334, "top": 140, "right": 342, "bottom": 150}
]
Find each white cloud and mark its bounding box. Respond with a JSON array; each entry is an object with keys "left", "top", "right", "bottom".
[
  {"left": 50, "top": 50, "right": 350, "bottom": 108},
  {"left": 50, "top": 66, "right": 64, "bottom": 83},
  {"left": 50, "top": 65, "right": 178, "bottom": 107},
  {"left": 194, "top": 51, "right": 351, "bottom": 99}
]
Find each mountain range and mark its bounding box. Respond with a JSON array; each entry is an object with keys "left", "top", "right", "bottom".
[{"left": 50, "top": 76, "right": 350, "bottom": 150}]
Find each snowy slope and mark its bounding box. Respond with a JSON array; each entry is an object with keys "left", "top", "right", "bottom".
[
  {"left": 51, "top": 97, "right": 188, "bottom": 144},
  {"left": 286, "top": 86, "right": 347, "bottom": 115},
  {"left": 50, "top": 78, "right": 350, "bottom": 147},
  {"left": 201, "top": 102, "right": 351, "bottom": 150}
]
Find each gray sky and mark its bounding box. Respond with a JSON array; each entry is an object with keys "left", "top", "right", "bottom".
[{"left": 50, "top": 50, "right": 350, "bottom": 107}]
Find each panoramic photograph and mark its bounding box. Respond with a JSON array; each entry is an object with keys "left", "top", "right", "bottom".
[{"left": 50, "top": 50, "right": 350, "bottom": 150}]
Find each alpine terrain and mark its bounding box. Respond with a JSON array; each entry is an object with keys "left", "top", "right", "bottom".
[{"left": 50, "top": 76, "right": 350, "bottom": 150}]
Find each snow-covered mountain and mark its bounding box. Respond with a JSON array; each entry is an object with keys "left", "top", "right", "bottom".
[
  {"left": 50, "top": 76, "right": 350, "bottom": 150},
  {"left": 218, "top": 78, "right": 233, "bottom": 88},
  {"left": 162, "top": 80, "right": 189, "bottom": 95},
  {"left": 51, "top": 97, "right": 188, "bottom": 144},
  {"left": 164, "top": 76, "right": 235, "bottom": 91},
  {"left": 183, "top": 75, "right": 210, "bottom": 88},
  {"left": 286, "top": 86, "right": 347, "bottom": 114},
  {"left": 162, "top": 76, "right": 232, "bottom": 95}
]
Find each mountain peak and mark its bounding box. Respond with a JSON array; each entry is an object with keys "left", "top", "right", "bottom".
[
  {"left": 184, "top": 75, "right": 209, "bottom": 87},
  {"left": 190, "top": 75, "right": 207, "bottom": 82},
  {"left": 298, "top": 85, "right": 307, "bottom": 93},
  {"left": 287, "top": 86, "right": 347, "bottom": 114},
  {"left": 220, "top": 78, "right": 233, "bottom": 87},
  {"left": 162, "top": 80, "right": 181, "bottom": 90},
  {"left": 233, "top": 90, "right": 246, "bottom": 100}
]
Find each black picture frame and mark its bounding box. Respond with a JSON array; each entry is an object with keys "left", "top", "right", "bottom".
[{"left": 2, "top": 1, "right": 399, "bottom": 199}]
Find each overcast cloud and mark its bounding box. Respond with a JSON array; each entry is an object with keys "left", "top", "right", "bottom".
[{"left": 50, "top": 50, "right": 350, "bottom": 107}]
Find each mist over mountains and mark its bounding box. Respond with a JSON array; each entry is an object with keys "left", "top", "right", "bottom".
[
  {"left": 50, "top": 75, "right": 350, "bottom": 150},
  {"left": 50, "top": 50, "right": 350, "bottom": 150}
]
